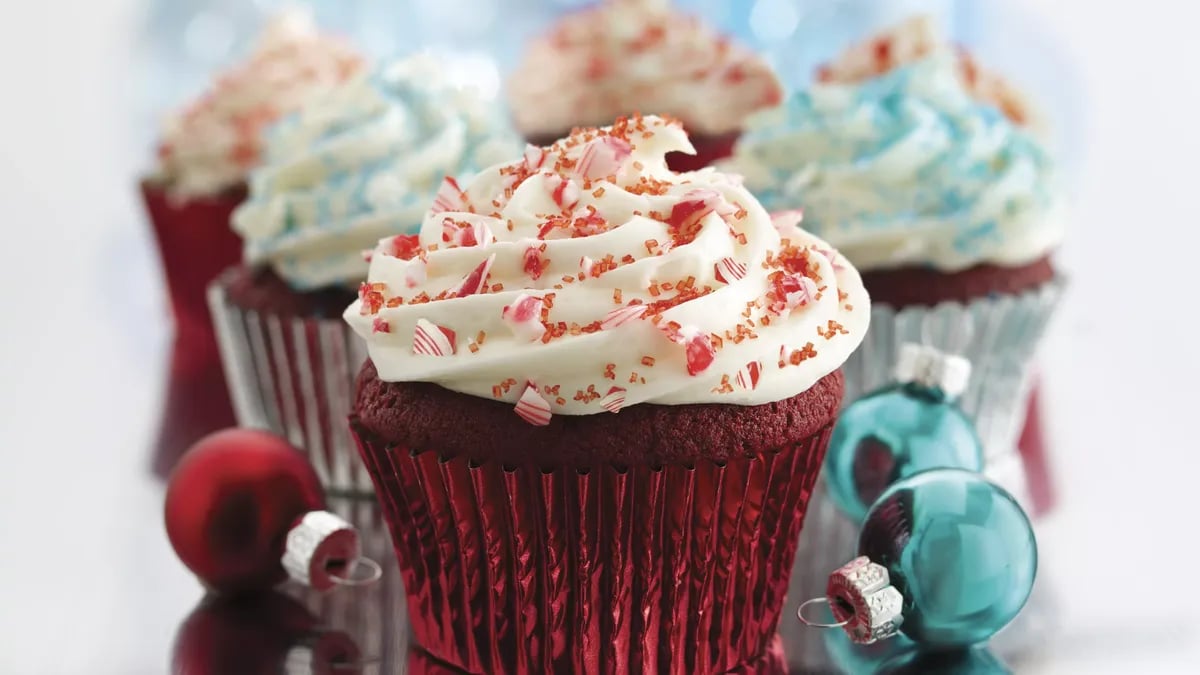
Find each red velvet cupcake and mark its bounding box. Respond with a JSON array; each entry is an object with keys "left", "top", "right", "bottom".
[
  {"left": 345, "top": 116, "right": 870, "bottom": 673},
  {"left": 141, "top": 11, "right": 363, "bottom": 468},
  {"left": 507, "top": 0, "right": 782, "bottom": 173},
  {"left": 208, "top": 56, "right": 521, "bottom": 494}
]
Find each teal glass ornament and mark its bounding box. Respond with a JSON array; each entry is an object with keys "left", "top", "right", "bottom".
[
  {"left": 804, "top": 470, "right": 1037, "bottom": 649},
  {"left": 824, "top": 629, "right": 1009, "bottom": 675},
  {"left": 826, "top": 344, "right": 984, "bottom": 522}
]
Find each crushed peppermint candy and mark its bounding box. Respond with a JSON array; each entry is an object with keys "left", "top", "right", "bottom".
[
  {"left": 735, "top": 361, "right": 762, "bottom": 391},
  {"left": 432, "top": 176, "right": 469, "bottom": 213},
  {"left": 448, "top": 254, "right": 496, "bottom": 297},
  {"left": 601, "top": 304, "right": 648, "bottom": 330},
  {"left": 514, "top": 382, "right": 553, "bottom": 426},
  {"left": 714, "top": 257, "right": 748, "bottom": 284},
  {"left": 575, "top": 136, "right": 631, "bottom": 181},
  {"left": 685, "top": 331, "right": 717, "bottom": 376},
  {"left": 502, "top": 294, "right": 547, "bottom": 342},
  {"left": 599, "top": 386, "right": 627, "bottom": 413},
  {"left": 412, "top": 319, "right": 456, "bottom": 356}
]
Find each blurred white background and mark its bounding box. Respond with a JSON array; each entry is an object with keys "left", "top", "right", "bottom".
[{"left": 0, "top": 0, "right": 1196, "bottom": 672}]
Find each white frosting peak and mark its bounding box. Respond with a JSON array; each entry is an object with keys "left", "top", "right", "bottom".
[{"left": 345, "top": 116, "right": 869, "bottom": 417}]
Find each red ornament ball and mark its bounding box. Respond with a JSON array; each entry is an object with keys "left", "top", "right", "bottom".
[{"left": 164, "top": 428, "right": 326, "bottom": 593}]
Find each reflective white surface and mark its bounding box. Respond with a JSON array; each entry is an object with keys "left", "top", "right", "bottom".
[{"left": 0, "top": 1, "right": 1197, "bottom": 672}]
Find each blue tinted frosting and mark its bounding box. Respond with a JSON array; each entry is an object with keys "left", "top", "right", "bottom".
[
  {"left": 233, "top": 55, "right": 521, "bottom": 290},
  {"left": 724, "top": 55, "right": 1061, "bottom": 272}
]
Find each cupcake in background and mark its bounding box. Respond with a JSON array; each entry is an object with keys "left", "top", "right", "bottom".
[
  {"left": 142, "top": 10, "right": 364, "bottom": 470},
  {"left": 346, "top": 115, "right": 869, "bottom": 673},
  {"left": 507, "top": 0, "right": 781, "bottom": 172},
  {"left": 209, "top": 55, "right": 520, "bottom": 494},
  {"left": 721, "top": 17, "right": 1065, "bottom": 667}
]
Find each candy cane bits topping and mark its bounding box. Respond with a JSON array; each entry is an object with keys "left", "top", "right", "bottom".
[
  {"left": 523, "top": 144, "right": 548, "bottom": 172},
  {"left": 432, "top": 176, "right": 468, "bottom": 213},
  {"left": 685, "top": 331, "right": 716, "bottom": 376},
  {"left": 372, "top": 317, "right": 390, "bottom": 334},
  {"left": 524, "top": 245, "right": 548, "bottom": 280},
  {"left": 441, "top": 217, "right": 494, "bottom": 248},
  {"left": 545, "top": 174, "right": 581, "bottom": 212},
  {"left": 514, "top": 382, "right": 553, "bottom": 426},
  {"left": 389, "top": 234, "right": 422, "bottom": 260},
  {"left": 576, "top": 136, "right": 632, "bottom": 182},
  {"left": 502, "top": 294, "right": 547, "bottom": 342},
  {"left": 602, "top": 303, "right": 648, "bottom": 330},
  {"left": 449, "top": 254, "right": 496, "bottom": 298},
  {"left": 600, "top": 386, "right": 627, "bottom": 414},
  {"left": 735, "top": 361, "right": 762, "bottom": 391},
  {"left": 413, "top": 319, "right": 457, "bottom": 356},
  {"left": 714, "top": 257, "right": 748, "bottom": 284},
  {"left": 767, "top": 272, "right": 819, "bottom": 316}
]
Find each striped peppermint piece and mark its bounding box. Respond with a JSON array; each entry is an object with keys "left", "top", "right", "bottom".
[
  {"left": 579, "top": 256, "right": 595, "bottom": 278},
  {"left": 514, "top": 383, "right": 552, "bottom": 426},
  {"left": 442, "top": 218, "right": 495, "bottom": 248},
  {"left": 502, "top": 294, "right": 547, "bottom": 342},
  {"left": 576, "top": 136, "right": 632, "bottom": 181},
  {"left": 735, "top": 361, "right": 762, "bottom": 391},
  {"left": 545, "top": 174, "right": 581, "bottom": 212},
  {"left": 524, "top": 144, "right": 548, "bottom": 172},
  {"left": 432, "top": 176, "right": 468, "bottom": 213},
  {"left": 413, "top": 319, "right": 457, "bottom": 356},
  {"left": 600, "top": 387, "right": 627, "bottom": 414},
  {"left": 449, "top": 254, "right": 496, "bottom": 298},
  {"left": 601, "top": 304, "right": 648, "bottom": 330},
  {"left": 372, "top": 317, "right": 390, "bottom": 334},
  {"left": 714, "top": 257, "right": 748, "bottom": 284}
]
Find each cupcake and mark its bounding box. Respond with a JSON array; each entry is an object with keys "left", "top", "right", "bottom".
[
  {"left": 142, "top": 11, "right": 364, "bottom": 466},
  {"left": 723, "top": 27, "right": 1063, "bottom": 504},
  {"left": 345, "top": 115, "right": 869, "bottom": 673},
  {"left": 209, "top": 55, "right": 520, "bottom": 494},
  {"left": 720, "top": 18, "right": 1065, "bottom": 667},
  {"left": 507, "top": 0, "right": 782, "bottom": 173}
]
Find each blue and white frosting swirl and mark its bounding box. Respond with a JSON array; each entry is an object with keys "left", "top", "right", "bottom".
[
  {"left": 723, "top": 55, "right": 1063, "bottom": 272},
  {"left": 233, "top": 55, "right": 521, "bottom": 290}
]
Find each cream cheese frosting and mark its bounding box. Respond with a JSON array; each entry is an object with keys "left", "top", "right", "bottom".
[
  {"left": 507, "top": 0, "right": 782, "bottom": 138},
  {"left": 816, "top": 15, "right": 1036, "bottom": 129},
  {"left": 722, "top": 55, "right": 1063, "bottom": 273},
  {"left": 344, "top": 116, "right": 869, "bottom": 419},
  {"left": 232, "top": 56, "right": 522, "bottom": 291},
  {"left": 156, "top": 11, "right": 364, "bottom": 199}
]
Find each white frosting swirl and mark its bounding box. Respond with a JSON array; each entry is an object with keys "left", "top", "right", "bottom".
[
  {"left": 723, "top": 55, "right": 1062, "bottom": 273},
  {"left": 232, "top": 56, "right": 521, "bottom": 291},
  {"left": 345, "top": 116, "right": 868, "bottom": 415},
  {"left": 508, "top": 0, "right": 782, "bottom": 137},
  {"left": 156, "top": 11, "right": 364, "bottom": 199}
]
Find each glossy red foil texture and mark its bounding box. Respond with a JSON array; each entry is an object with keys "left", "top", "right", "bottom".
[
  {"left": 141, "top": 182, "right": 244, "bottom": 469},
  {"left": 352, "top": 419, "right": 832, "bottom": 674}
]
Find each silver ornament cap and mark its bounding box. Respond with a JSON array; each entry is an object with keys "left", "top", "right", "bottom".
[
  {"left": 282, "top": 511, "right": 361, "bottom": 592},
  {"left": 827, "top": 556, "right": 905, "bottom": 645},
  {"left": 895, "top": 343, "right": 972, "bottom": 399}
]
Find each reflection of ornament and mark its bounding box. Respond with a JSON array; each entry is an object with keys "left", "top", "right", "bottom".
[
  {"left": 164, "top": 429, "right": 378, "bottom": 593},
  {"left": 172, "top": 592, "right": 361, "bottom": 675},
  {"left": 826, "top": 344, "right": 984, "bottom": 521},
  {"left": 801, "top": 470, "right": 1037, "bottom": 649}
]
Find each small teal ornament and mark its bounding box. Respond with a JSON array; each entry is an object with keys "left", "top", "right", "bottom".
[
  {"left": 826, "top": 344, "right": 984, "bottom": 522},
  {"left": 800, "top": 470, "right": 1037, "bottom": 649}
]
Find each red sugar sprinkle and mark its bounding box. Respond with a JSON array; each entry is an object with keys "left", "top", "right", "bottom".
[{"left": 641, "top": 356, "right": 656, "bottom": 367}]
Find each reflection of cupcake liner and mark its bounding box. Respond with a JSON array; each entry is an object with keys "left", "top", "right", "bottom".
[
  {"left": 141, "top": 181, "right": 244, "bottom": 467},
  {"left": 351, "top": 408, "right": 831, "bottom": 674},
  {"left": 1019, "top": 378, "right": 1057, "bottom": 516},
  {"left": 209, "top": 268, "right": 371, "bottom": 495}
]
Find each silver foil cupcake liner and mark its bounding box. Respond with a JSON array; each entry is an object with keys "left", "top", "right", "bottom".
[
  {"left": 784, "top": 279, "right": 1064, "bottom": 670},
  {"left": 208, "top": 269, "right": 372, "bottom": 495}
]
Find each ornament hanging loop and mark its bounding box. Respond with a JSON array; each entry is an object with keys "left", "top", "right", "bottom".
[
  {"left": 796, "top": 597, "right": 850, "bottom": 629},
  {"left": 328, "top": 556, "right": 383, "bottom": 587}
]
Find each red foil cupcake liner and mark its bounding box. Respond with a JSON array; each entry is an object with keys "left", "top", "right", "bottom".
[
  {"left": 209, "top": 270, "right": 371, "bottom": 494},
  {"left": 141, "top": 181, "right": 245, "bottom": 470},
  {"left": 350, "top": 419, "right": 833, "bottom": 674}
]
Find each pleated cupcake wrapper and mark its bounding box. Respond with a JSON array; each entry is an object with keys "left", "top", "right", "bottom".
[
  {"left": 841, "top": 279, "right": 1066, "bottom": 507},
  {"left": 351, "top": 420, "right": 833, "bottom": 675},
  {"left": 209, "top": 269, "right": 372, "bottom": 495},
  {"left": 782, "top": 281, "right": 1065, "bottom": 671}
]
